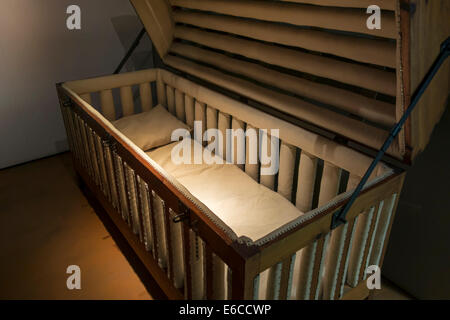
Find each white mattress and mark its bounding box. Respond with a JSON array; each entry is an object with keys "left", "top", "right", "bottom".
[{"left": 146, "top": 139, "right": 304, "bottom": 241}]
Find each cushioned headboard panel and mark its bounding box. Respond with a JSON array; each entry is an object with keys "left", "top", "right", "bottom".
[
  {"left": 159, "top": 0, "right": 402, "bottom": 157},
  {"left": 132, "top": 0, "right": 450, "bottom": 161}
]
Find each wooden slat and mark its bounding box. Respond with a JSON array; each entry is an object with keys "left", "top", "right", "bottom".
[
  {"left": 100, "top": 89, "right": 116, "bottom": 121},
  {"left": 148, "top": 190, "right": 160, "bottom": 262},
  {"left": 115, "top": 154, "right": 130, "bottom": 224},
  {"left": 295, "top": 152, "right": 318, "bottom": 212},
  {"left": 265, "top": 264, "right": 280, "bottom": 299},
  {"left": 279, "top": 255, "right": 295, "bottom": 300},
  {"left": 103, "top": 142, "right": 120, "bottom": 210},
  {"left": 347, "top": 206, "right": 375, "bottom": 287},
  {"left": 206, "top": 106, "right": 218, "bottom": 146},
  {"left": 157, "top": 73, "right": 167, "bottom": 106},
  {"left": 79, "top": 120, "right": 93, "bottom": 176},
  {"left": 334, "top": 218, "right": 358, "bottom": 300},
  {"left": 94, "top": 134, "right": 109, "bottom": 197},
  {"left": 308, "top": 234, "right": 329, "bottom": 300},
  {"left": 182, "top": 223, "right": 193, "bottom": 299},
  {"left": 166, "top": 85, "right": 176, "bottom": 115},
  {"left": 139, "top": 82, "right": 153, "bottom": 112},
  {"left": 369, "top": 194, "right": 398, "bottom": 267},
  {"left": 245, "top": 123, "right": 259, "bottom": 182},
  {"left": 120, "top": 86, "right": 135, "bottom": 117},
  {"left": 277, "top": 143, "right": 296, "bottom": 200},
  {"left": 87, "top": 127, "right": 101, "bottom": 185},
  {"left": 205, "top": 244, "right": 214, "bottom": 299},
  {"left": 138, "top": 179, "right": 154, "bottom": 252},
  {"left": 173, "top": 10, "right": 396, "bottom": 68},
  {"left": 162, "top": 201, "right": 175, "bottom": 282},
  {"left": 359, "top": 203, "right": 383, "bottom": 282},
  {"left": 171, "top": 0, "right": 397, "bottom": 39},
  {"left": 231, "top": 118, "right": 245, "bottom": 171},
  {"left": 175, "top": 89, "right": 186, "bottom": 121},
  {"left": 184, "top": 94, "right": 195, "bottom": 127},
  {"left": 135, "top": 176, "right": 147, "bottom": 244},
  {"left": 194, "top": 101, "right": 206, "bottom": 144},
  {"left": 318, "top": 162, "right": 341, "bottom": 206},
  {"left": 170, "top": 43, "right": 396, "bottom": 126},
  {"left": 259, "top": 131, "right": 276, "bottom": 190},
  {"left": 174, "top": 26, "right": 397, "bottom": 96}
]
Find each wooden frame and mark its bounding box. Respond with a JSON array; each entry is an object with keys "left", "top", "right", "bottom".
[{"left": 57, "top": 67, "right": 405, "bottom": 300}]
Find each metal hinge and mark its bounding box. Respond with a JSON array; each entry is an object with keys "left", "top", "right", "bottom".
[{"left": 172, "top": 202, "right": 190, "bottom": 223}]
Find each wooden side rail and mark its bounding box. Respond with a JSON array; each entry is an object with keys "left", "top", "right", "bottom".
[
  {"left": 57, "top": 84, "right": 249, "bottom": 299},
  {"left": 240, "top": 172, "right": 404, "bottom": 300}
]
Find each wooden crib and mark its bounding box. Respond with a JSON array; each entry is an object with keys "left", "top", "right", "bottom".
[{"left": 56, "top": 0, "right": 448, "bottom": 300}]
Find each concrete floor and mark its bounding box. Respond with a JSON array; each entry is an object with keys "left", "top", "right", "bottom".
[{"left": 0, "top": 153, "right": 411, "bottom": 300}]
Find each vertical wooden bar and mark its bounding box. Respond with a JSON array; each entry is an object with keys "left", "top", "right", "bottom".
[
  {"left": 231, "top": 117, "right": 245, "bottom": 170},
  {"left": 369, "top": 194, "right": 398, "bottom": 267},
  {"left": 245, "top": 124, "right": 259, "bottom": 182},
  {"left": 122, "top": 162, "right": 134, "bottom": 228},
  {"left": 295, "top": 151, "right": 318, "bottom": 212},
  {"left": 166, "top": 85, "right": 175, "bottom": 115},
  {"left": 277, "top": 142, "right": 296, "bottom": 201},
  {"left": 205, "top": 244, "right": 214, "bottom": 299},
  {"left": 347, "top": 206, "right": 376, "bottom": 287},
  {"left": 308, "top": 233, "right": 330, "bottom": 300},
  {"left": 334, "top": 217, "right": 358, "bottom": 300},
  {"left": 175, "top": 89, "right": 186, "bottom": 121},
  {"left": 265, "top": 264, "right": 281, "bottom": 300},
  {"left": 359, "top": 203, "right": 383, "bottom": 282},
  {"left": 184, "top": 95, "right": 195, "bottom": 127},
  {"left": 138, "top": 178, "right": 154, "bottom": 252},
  {"left": 94, "top": 134, "right": 109, "bottom": 198},
  {"left": 139, "top": 82, "right": 153, "bottom": 112},
  {"left": 120, "top": 86, "right": 135, "bottom": 117},
  {"left": 169, "top": 208, "right": 185, "bottom": 289},
  {"left": 157, "top": 74, "right": 167, "bottom": 107},
  {"left": 182, "top": 222, "right": 193, "bottom": 300},
  {"left": 100, "top": 89, "right": 116, "bottom": 121},
  {"left": 149, "top": 190, "right": 160, "bottom": 262},
  {"left": 279, "top": 255, "right": 295, "bottom": 300},
  {"left": 163, "top": 202, "right": 174, "bottom": 283},
  {"left": 114, "top": 154, "right": 130, "bottom": 223},
  {"left": 259, "top": 130, "right": 276, "bottom": 190},
  {"left": 87, "top": 127, "right": 101, "bottom": 187},
  {"left": 206, "top": 106, "right": 218, "bottom": 146},
  {"left": 218, "top": 111, "right": 231, "bottom": 160},
  {"left": 103, "top": 141, "right": 119, "bottom": 210},
  {"left": 80, "top": 120, "right": 93, "bottom": 177}
]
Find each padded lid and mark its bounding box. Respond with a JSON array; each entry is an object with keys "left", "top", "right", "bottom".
[{"left": 130, "top": 0, "right": 450, "bottom": 163}]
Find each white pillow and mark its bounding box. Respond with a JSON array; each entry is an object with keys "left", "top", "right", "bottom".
[{"left": 112, "top": 104, "right": 191, "bottom": 151}]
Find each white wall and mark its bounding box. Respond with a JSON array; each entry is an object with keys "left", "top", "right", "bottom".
[{"left": 0, "top": 0, "right": 152, "bottom": 169}]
